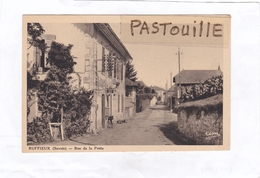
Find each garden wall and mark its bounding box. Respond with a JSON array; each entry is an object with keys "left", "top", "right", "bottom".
[
  {"left": 177, "top": 94, "right": 223, "bottom": 145},
  {"left": 136, "top": 94, "right": 154, "bottom": 113},
  {"left": 136, "top": 98, "right": 150, "bottom": 113},
  {"left": 125, "top": 97, "right": 136, "bottom": 119}
]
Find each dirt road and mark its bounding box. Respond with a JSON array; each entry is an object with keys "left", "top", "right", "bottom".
[{"left": 49, "top": 106, "right": 178, "bottom": 146}]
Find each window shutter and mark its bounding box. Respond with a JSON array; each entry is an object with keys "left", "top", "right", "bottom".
[{"left": 121, "top": 63, "right": 124, "bottom": 81}]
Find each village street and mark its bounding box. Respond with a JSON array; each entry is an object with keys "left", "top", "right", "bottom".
[{"left": 49, "top": 106, "right": 178, "bottom": 146}]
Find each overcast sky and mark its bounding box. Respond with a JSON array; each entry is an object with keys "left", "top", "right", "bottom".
[{"left": 111, "top": 23, "right": 225, "bottom": 89}]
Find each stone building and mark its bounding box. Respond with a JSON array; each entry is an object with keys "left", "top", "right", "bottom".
[{"left": 27, "top": 23, "right": 132, "bottom": 133}]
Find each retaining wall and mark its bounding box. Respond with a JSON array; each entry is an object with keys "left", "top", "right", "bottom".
[{"left": 177, "top": 95, "right": 223, "bottom": 145}]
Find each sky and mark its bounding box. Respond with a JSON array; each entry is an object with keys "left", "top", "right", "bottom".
[
  {"left": 124, "top": 43, "right": 223, "bottom": 89},
  {"left": 110, "top": 23, "right": 225, "bottom": 90}
]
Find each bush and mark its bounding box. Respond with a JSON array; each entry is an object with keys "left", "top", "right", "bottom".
[
  {"left": 136, "top": 94, "right": 155, "bottom": 112},
  {"left": 27, "top": 116, "right": 53, "bottom": 143},
  {"left": 63, "top": 88, "right": 93, "bottom": 138},
  {"left": 28, "top": 88, "right": 93, "bottom": 143},
  {"left": 180, "top": 75, "right": 223, "bottom": 103},
  {"left": 64, "top": 116, "right": 91, "bottom": 138}
]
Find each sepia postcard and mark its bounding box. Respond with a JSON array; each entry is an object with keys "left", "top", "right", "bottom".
[{"left": 23, "top": 15, "right": 230, "bottom": 152}]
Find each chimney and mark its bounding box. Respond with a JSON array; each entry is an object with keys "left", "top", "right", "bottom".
[{"left": 218, "top": 65, "right": 221, "bottom": 71}]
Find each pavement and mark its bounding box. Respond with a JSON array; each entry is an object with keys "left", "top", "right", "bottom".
[{"left": 47, "top": 105, "right": 178, "bottom": 146}]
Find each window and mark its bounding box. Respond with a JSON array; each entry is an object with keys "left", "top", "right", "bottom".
[
  {"left": 106, "top": 95, "right": 109, "bottom": 107},
  {"left": 117, "top": 61, "right": 120, "bottom": 80},
  {"left": 44, "top": 39, "right": 52, "bottom": 68},
  {"left": 114, "top": 57, "right": 117, "bottom": 78},
  {"left": 121, "top": 94, "right": 124, "bottom": 113},
  {"left": 108, "top": 52, "right": 113, "bottom": 78},
  {"left": 121, "top": 63, "right": 124, "bottom": 81},
  {"left": 85, "top": 59, "right": 90, "bottom": 69},
  {"left": 83, "top": 73, "right": 89, "bottom": 83},
  {"left": 102, "top": 47, "right": 105, "bottom": 74},
  {"left": 36, "top": 37, "right": 54, "bottom": 72},
  {"left": 118, "top": 95, "right": 120, "bottom": 113}
]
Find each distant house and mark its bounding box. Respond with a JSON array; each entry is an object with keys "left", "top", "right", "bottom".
[
  {"left": 152, "top": 86, "right": 165, "bottom": 96},
  {"left": 151, "top": 86, "right": 166, "bottom": 102},
  {"left": 166, "top": 85, "right": 175, "bottom": 96},
  {"left": 170, "top": 68, "right": 223, "bottom": 108}
]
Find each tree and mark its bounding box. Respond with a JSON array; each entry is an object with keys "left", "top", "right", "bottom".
[
  {"left": 27, "top": 23, "right": 46, "bottom": 51},
  {"left": 38, "top": 41, "right": 77, "bottom": 121},
  {"left": 27, "top": 24, "right": 94, "bottom": 141},
  {"left": 125, "top": 60, "right": 137, "bottom": 82},
  {"left": 46, "top": 42, "right": 76, "bottom": 77}
]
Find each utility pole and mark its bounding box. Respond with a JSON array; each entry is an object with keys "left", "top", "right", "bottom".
[
  {"left": 176, "top": 47, "right": 182, "bottom": 104},
  {"left": 170, "top": 72, "right": 172, "bottom": 88}
]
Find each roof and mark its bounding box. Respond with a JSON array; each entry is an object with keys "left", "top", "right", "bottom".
[
  {"left": 173, "top": 70, "right": 222, "bottom": 84},
  {"left": 94, "top": 23, "right": 133, "bottom": 61},
  {"left": 135, "top": 81, "right": 147, "bottom": 87},
  {"left": 166, "top": 85, "right": 175, "bottom": 92},
  {"left": 152, "top": 86, "right": 166, "bottom": 91},
  {"left": 125, "top": 78, "right": 138, "bottom": 87}
]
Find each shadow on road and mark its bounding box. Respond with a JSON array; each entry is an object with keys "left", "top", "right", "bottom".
[{"left": 157, "top": 121, "right": 196, "bottom": 145}]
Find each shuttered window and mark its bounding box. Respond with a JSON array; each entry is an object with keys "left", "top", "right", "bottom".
[
  {"left": 118, "top": 95, "right": 120, "bottom": 113},
  {"left": 102, "top": 47, "right": 105, "bottom": 74},
  {"left": 121, "top": 94, "right": 124, "bottom": 113}
]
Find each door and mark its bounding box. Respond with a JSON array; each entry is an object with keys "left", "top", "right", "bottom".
[{"left": 102, "top": 94, "right": 105, "bottom": 128}]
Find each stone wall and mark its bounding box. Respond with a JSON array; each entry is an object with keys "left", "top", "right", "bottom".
[
  {"left": 125, "top": 97, "right": 136, "bottom": 119},
  {"left": 177, "top": 95, "right": 223, "bottom": 145},
  {"left": 136, "top": 99, "right": 150, "bottom": 113}
]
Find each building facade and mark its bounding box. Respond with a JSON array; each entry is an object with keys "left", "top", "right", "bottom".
[{"left": 27, "top": 23, "right": 132, "bottom": 133}]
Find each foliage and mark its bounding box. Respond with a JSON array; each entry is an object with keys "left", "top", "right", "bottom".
[
  {"left": 64, "top": 88, "right": 93, "bottom": 123},
  {"left": 27, "top": 38, "right": 93, "bottom": 142},
  {"left": 63, "top": 88, "right": 93, "bottom": 138},
  {"left": 144, "top": 87, "right": 156, "bottom": 93},
  {"left": 46, "top": 42, "right": 76, "bottom": 76},
  {"left": 180, "top": 75, "right": 223, "bottom": 103},
  {"left": 27, "top": 23, "right": 46, "bottom": 51},
  {"left": 27, "top": 71, "right": 40, "bottom": 116},
  {"left": 37, "top": 79, "right": 71, "bottom": 121},
  {"left": 27, "top": 116, "right": 53, "bottom": 143},
  {"left": 136, "top": 84, "right": 155, "bottom": 94},
  {"left": 136, "top": 94, "right": 155, "bottom": 112},
  {"left": 178, "top": 94, "right": 223, "bottom": 113},
  {"left": 125, "top": 60, "right": 137, "bottom": 82},
  {"left": 37, "top": 42, "right": 93, "bottom": 137},
  {"left": 64, "top": 116, "right": 91, "bottom": 138},
  {"left": 37, "top": 41, "right": 77, "bottom": 121},
  {"left": 27, "top": 23, "right": 45, "bottom": 117}
]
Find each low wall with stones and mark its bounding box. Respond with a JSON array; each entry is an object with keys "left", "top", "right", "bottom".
[{"left": 177, "top": 95, "right": 223, "bottom": 145}]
